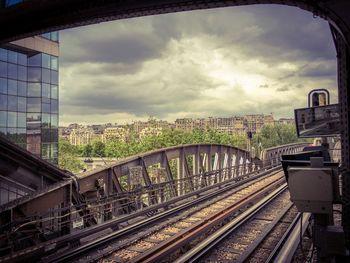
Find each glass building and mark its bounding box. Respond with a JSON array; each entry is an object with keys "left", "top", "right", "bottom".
[{"left": 0, "top": 33, "right": 59, "bottom": 164}]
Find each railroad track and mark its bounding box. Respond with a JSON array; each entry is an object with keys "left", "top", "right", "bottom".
[
  {"left": 175, "top": 185, "right": 308, "bottom": 263},
  {"left": 41, "top": 169, "right": 285, "bottom": 263},
  {"left": 84, "top": 173, "right": 284, "bottom": 262}
]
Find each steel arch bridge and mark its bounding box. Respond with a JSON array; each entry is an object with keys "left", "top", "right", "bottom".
[
  {"left": 0, "top": 137, "right": 307, "bottom": 258},
  {"left": 1, "top": 0, "right": 350, "bottom": 256}
]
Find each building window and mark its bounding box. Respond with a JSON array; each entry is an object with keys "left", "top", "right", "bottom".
[
  {"left": 0, "top": 94, "right": 7, "bottom": 110},
  {"left": 7, "top": 95, "right": 17, "bottom": 111},
  {"left": 1, "top": 42, "right": 59, "bottom": 164},
  {"left": 27, "top": 83, "right": 41, "bottom": 97},
  {"left": 28, "top": 67, "right": 41, "bottom": 82},
  {"left": 17, "top": 81, "right": 26, "bottom": 96},
  {"left": 4, "top": 0, "right": 23, "bottom": 7},
  {"left": 7, "top": 112, "right": 17, "bottom": 127},
  {"left": 0, "top": 78, "right": 7, "bottom": 94},
  {"left": 0, "top": 49, "right": 7, "bottom": 61},
  {"left": 17, "top": 97, "right": 26, "bottom": 112},
  {"left": 18, "top": 65, "right": 27, "bottom": 81},
  {"left": 8, "top": 79, "right": 17, "bottom": 95},
  {"left": 0, "top": 111, "right": 6, "bottom": 126},
  {"left": 27, "top": 97, "right": 41, "bottom": 112},
  {"left": 8, "top": 51, "right": 17, "bottom": 64},
  {"left": 51, "top": 85, "right": 58, "bottom": 99},
  {"left": 42, "top": 68, "right": 51, "bottom": 83},
  {"left": 0, "top": 61, "right": 7, "bottom": 77},
  {"left": 51, "top": 56, "right": 58, "bottom": 70},
  {"left": 17, "top": 112, "right": 26, "bottom": 128},
  {"left": 50, "top": 70, "right": 58, "bottom": 85}
]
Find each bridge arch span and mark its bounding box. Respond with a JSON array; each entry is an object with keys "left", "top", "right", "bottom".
[{"left": 78, "top": 143, "right": 260, "bottom": 197}]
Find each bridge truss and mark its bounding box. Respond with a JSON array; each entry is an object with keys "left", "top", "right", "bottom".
[{"left": 0, "top": 135, "right": 307, "bottom": 259}]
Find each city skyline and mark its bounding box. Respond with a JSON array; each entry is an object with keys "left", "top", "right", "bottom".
[
  {"left": 59, "top": 113, "right": 292, "bottom": 127},
  {"left": 59, "top": 4, "right": 337, "bottom": 126}
]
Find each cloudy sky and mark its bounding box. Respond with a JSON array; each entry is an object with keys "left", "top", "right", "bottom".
[{"left": 59, "top": 4, "right": 337, "bottom": 126}]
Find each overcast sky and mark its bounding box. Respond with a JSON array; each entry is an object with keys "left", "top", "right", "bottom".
[{"left": 59, "top": 4, "right": 337, "bottom": 126}]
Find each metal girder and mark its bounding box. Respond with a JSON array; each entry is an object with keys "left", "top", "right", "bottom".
[
  {"left": 260, "top": 142, "right": 310, "bottom": 166},
  {"left": 0, "top": 142, "right": 304, "bottom": 259},
  {"left": 0, "top": 135, "right": 72, "bottom": 193},
  {"left": 0, "top": 1, "right": 349, "bottom": 50},
  {"left": 332, "top": 25, "right": 350, "bottom": 245},
  {"left": 76, "top": 143, "right": 254, "bottom": 194}
]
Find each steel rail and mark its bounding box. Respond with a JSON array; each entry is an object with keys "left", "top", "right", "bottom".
[
  {"left": 233, "top": 201, "right": 295, "bottom": 263},
  {"left": 39, "top": 168, "right": 283, "bottom": 263},
  {"left": 1, "top": 166, "right": 280, "bottom": 263},
  {"left": 270, "top": 212, "right": 311, "bottom": 263},
  {"left": 128, "top": 178, "right": 286, "bottom": 263},
  {"left": 175, "top": 184, "right": 288, "bottom": 263}
]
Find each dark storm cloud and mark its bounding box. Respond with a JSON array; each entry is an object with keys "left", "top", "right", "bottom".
[
  {"left": 61, "top": 34, "right": 166, "bottom": 65},
  {"left": 60, "top": 4, "right": 337, "bottom": 124},
  {"left": 299, "top": 61, "right": 336, "bottom": 78},
  {"left": 239, "top": 5, "right": 336, "bottom": 61},
  {"left": 60, "top": 64, "right": 223, "bottom": 118},
  {"left": 60, "top": 17, "right": 175, "bottom": 67}
]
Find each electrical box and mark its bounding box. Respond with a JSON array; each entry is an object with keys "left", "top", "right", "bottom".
[{"left": 287, "top": 167, "right": 333, "bottom": 214}]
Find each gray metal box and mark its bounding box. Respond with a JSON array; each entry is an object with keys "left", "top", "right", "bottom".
[{"left": 288, "top": 167, "right": 333, "bottom": 214}]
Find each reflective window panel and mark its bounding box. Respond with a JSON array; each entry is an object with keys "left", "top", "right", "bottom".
[
  {"left": 18, "top": 96, "right": 26, "bottom": 112},
  {"left": 0, "top": 111, "right": 6, "bottom": 126},
  {"left": 7, "top": 63, "right": 17, "bottom": 79},
  {"left": 7, "top": 95, "right": 17, "bottom": 111},
  {"left": 27, "top": 83, "right": 41, "bottom": 97},
  {"left": 0, "top": 78, "right": 7, "bottom": 94},
  {"left": 27, "top": 97, "right": 41, "bottom": 112},
  {"left": 0, "top": 61, "right": 7, "bottom": 78},
  {"left": 28, "top": 54, "right": 41, "bottom": 67},
  {"left": 0, "top": 49, "right": 7, "bottom": 61},
  {"left": 8, "top": 80, "right": 17, "bottom": 95},
  {"left": 28, "top": 67, "right": 41, "bottom": 82},
  {"left": 0, "top": 94, "right": 7, "bottom": 110},
  {"left": 17, "top": 81, "right": 26, "bottom": 96},
  {"left": 7, "top": 112, "right": 17, "bottom": 127}
]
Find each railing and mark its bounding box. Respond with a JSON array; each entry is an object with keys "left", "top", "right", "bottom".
[
  {"left": 0, "top": 162, "right": 263, "bottom": 237},
  {"left": 260, "top": 143, "right": 310, "bottom": 166},
  {"left": 0, "top": 143, "right": 308, "bottom": 256}
]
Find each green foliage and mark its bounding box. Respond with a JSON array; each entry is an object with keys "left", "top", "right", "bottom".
[
  {"left": 82, "top": 144, "right": 93, "bottom": 157},
  {"left": 79, "top": 128, "right": 248, "bottom": 159},
  {"left": 252, "top": 124, "right": 301, "bottom": 150},
  {"left": 58, "top": 139, "right": 86, "bottom": 173},
  {"left": 92, "top": 140, "right": 105, "bottom": 157},
  {"left": 59, "top": 124, "right": 302, "bottom": 169}
]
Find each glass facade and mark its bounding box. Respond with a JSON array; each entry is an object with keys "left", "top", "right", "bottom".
[
  {"left": 0, "top": 37, "right": 59, "bottom": 164},
  {"left": 41, "top": 32, "right": 59, "bottom": 42},
  {"left": 2, "top": 0, "right": 22, "bottom": 7}
]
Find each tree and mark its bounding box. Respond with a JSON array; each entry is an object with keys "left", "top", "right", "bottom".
[
  {"left": 92, "top": 140, "right": 105, "bottom": 157},
  {"left": 253, "top": 124, "right": 300, "bottom": 149},
  {"left": 82, "top": 144, "right": 93, "bottom": 157},
  {"left": 58, "top": 140, "right": 86, "bottom": 173}
]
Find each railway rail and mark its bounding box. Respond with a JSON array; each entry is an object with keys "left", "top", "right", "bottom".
[
  {"left": 43, "top": 169, "right": 286, "bottom": 263},
  {"left": 176, "top": 185, "right": 310, "bottom": 263}
]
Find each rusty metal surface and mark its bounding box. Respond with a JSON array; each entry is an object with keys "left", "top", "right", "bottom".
[{"left": 93, "top": 174, "right": 285, "bottom": 263}]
